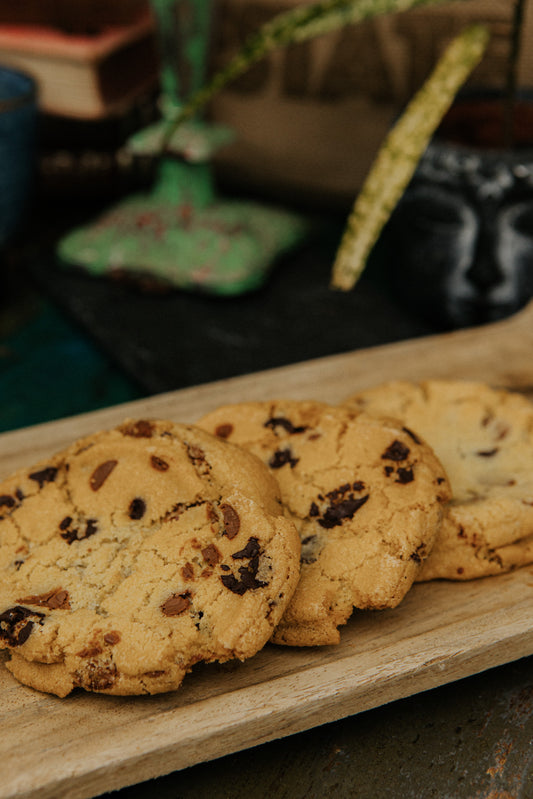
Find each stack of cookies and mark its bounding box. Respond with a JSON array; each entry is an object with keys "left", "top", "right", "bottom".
[{"left": 1, "top": 380, "right": 532, "bottom": 697}]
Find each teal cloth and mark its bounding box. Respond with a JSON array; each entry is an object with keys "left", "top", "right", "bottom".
[{"left": 0, "top": 302, "right": 143, "bottom": 433}]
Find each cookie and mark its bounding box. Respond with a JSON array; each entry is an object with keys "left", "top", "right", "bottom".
[
  {"left": 344, "top": 380, "right": 533, "bottom": 580},
  {"left": 198, "top": 400, "right": 450, "bottom": 646},
  {"left": 0, "top": 418, "right": 301, "bottom": 696}
]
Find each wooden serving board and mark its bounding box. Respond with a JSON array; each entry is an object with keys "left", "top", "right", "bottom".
[{"left": 2, "top": 300, "right": 533, "bottom": 799}]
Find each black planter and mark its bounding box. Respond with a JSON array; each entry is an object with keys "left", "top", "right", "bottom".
[{"left": 383, "top": 92, "right": 533, "bottom": 329}]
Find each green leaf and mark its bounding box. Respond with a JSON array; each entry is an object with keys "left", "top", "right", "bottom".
[{"left": 330, "top": 23, "right": 490, "bottom": 291}]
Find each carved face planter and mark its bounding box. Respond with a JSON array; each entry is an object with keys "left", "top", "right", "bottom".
[{"left": 383, "top": 95, "right": 533, "bottom": 329}]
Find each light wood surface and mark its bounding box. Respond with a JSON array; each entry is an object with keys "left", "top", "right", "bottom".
[{"left": 2, "top": 300, "right": 533, "bottom": 799}]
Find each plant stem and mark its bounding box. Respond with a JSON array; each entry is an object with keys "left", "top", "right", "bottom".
[
  {"left": 330, "top": 24, "right": 490, "bottom": 292},
  {"left": 159, "top": 0, "right": 450, "bottom": 148}
]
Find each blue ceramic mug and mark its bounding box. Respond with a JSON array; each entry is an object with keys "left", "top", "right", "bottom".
[{"left": 0, "top": 66, "right": 37, "bottom": 246}]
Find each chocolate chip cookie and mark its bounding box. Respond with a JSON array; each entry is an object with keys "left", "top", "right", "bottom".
[
  {"left": 344, "top": 380, "right": 533, "bottom": 580},
  {"left": 0, "top": 419, "right": 301, "bottom": 696},
  {"left": 198, "top": 401, "right": 450, "bottom": 646}
]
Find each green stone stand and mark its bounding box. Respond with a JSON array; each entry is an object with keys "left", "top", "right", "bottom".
[{"left": 57, "top": 0, "right": 308, "bottom": 296}]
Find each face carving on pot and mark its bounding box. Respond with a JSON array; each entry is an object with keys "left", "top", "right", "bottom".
[{"left": 386, "top": 141, "right": 533, "bottom": 329}]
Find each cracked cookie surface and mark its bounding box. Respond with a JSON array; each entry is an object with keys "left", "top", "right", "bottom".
[
  {"left": 198, "top": 400, "right": 450, "bottom": 646},
  {"left": 0, "top": 419, "right": 300, "bottom": 696},
  {"left": 344, "top": 380, "right": 533, "bottom": 580}
]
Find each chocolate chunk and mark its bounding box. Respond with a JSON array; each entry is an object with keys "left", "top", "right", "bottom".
[
  {"left": 181, "top": 562, "right": 195, "bottom": 580},
  {"left": 382, "top": 440, "right": 410, "bottom": 461},
  {"left": 81, "top": 662, "right": 117, "bottom": 691},
  {"left": 476, "top": 448, "right": 499, "bottom": 457},
  {"left": 104, "top": 631, "right": 121, "bottom": 645},
  {"left": 0, "top": 606, "right": 45, "bottom": 646},
  {"left": 89, "top": 460, "right": 117, "bottom": 491},
  {"left": 402, "top": 426, "right": 422, "bottom": 444},
  {"left": 384, "top": 465, "right": 394, "bottom": 477},
  {"left": 396, "top": 467, "right": 414, "bottom": 484},
  {"left": 202, "top": 544, "right": 222, "bottom": 566},
  {"left": 220, "top": 503, "right": 240, "bottom": 539},
  {"left": 77, "top": 645, "right": 103, "bottom": 658},
  {"left": 264, "top": 416, "right": 308, "bottom": 434},
  {"left": 220, "top": 540, "right": 268, "bottom": 594},
  {"left": 150, "top": 455, "right": 169, "bottom": 471},
  {"left": 28, "top": 466, "right": 58, "bottom": 488},
  {"left": 319, "top": 495, "right": 369, "bottom": 529},
  {"left": 231, "top": 537, "right": 261, "bottom": 560},
  {"left": 221, "top": 564, "right": 267, "bottom": 595},
  {"left": 61, "top": 518, "right": 98, "bottom": 544},
  {"left": 309, "top": 502, "right": 319, "bottom": 517},
  {"left": 220, "top": 564, "right": 231, "bottom": 572},
  {"left": 269, "top": 448, "right": 299, "bottom": 469},
  {"left": 327, "top": 484, "right": 351, "bottom": 501},
  {"left": 128, "top": 498, "right": 146, "bottom": 520},
  {"left": 215, "top": 423, "right": 233, "bottom": 439},
  {"left": 0, "top": 495, "right": 15, "bottom": 509},
  {"left": 352, "top": 481, "right": 365, "bottom": 491},
  {"left": 17, "top": 588, "right": 71, "bottom": 610},
  {"left": 121, "top": 420, "right": 154, "bottom": 438},
  {"left": 161, "top": 591, "right": 192, "bottom": 616}
]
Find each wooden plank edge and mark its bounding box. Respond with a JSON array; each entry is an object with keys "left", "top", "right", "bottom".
[{"left": 6, "top": 593, "right": 533, "bottom": 799}]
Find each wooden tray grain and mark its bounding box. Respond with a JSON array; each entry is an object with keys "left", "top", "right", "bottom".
[{"left": 2, "top": 300, "right": 533, "bottom": 799}]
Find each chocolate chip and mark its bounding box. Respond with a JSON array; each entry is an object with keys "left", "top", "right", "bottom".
[
  {"left": 161, "top": 591, "right": 192, "bottom": 616},
  {"left": 80, "top": 662, "right": 117, "bottom": 691},
  {"left": 319, "top": 495, "right": 369, "bottom": 529},
  {"left": 28, "top": 466, "right": 58, "bottom": 487},
  {"left": 181, "top": 562, "right": 195, "bottom": 580},
  {"left": 381, "top": 440, "right": 410, "bottom": 461},
  {"left": 221, "top": 563, "right": 267, "bottom": 595},
  {"left": 121, "top": 420, "right": 154, "bottom": 438},
  {"left": 202, "top": 544, "right": 222, "bottom": 566},
  {"left": 150, "top": 455, "right": 169, "bottom": 471},
  {"left": 104, "top": 631, "right": 121, "bottom": 645},
  {"left": 17, "top": 588, "right": 71, "bottom": 610},
  {"left": 476, "top": 448, "right": 499, "bottom": 457},
  {"left": 0, "top": 495, "right": 15, "bottom": 509},
  {"left": 128, "top": 498, "right": 146, "bottom": 520},
  {"left": 309, "top": 502, "right": 319, "bottom": 517},
  {"left": 61, "top": 518, "right": 98, "bottom": 544},
  {"left": 220, "top": 503, "right": 240, "bottom": 539},
  {"left": 231, "top": 537, "right": 261, "bottom": 560},
  {"left": 77, "top": 645, "right": 103, "bottom": 658},
  {"left": 269, "top": 448, "right": 299, "bottom": 469},
  {"left": 395, "top": 467, "right": 414, "bottom": 484},
  {"left": 220, "top": 539, "right": 268, "bottom": 594},
  {"left": 215, "top": 423, "right": 233, "bottom": 439},
  {"left": 89, "top": 460, "right": 118, "bottom": 491},
  {"left": 264, "top": 417, "right": 308, "bottom": 434},
  {"left": 0, "top": 606, "right": 45, "bottom": 646}
]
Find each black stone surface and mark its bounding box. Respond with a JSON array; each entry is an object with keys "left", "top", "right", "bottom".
[{"left": 27, "top": 224, "right": 437, "bottom": 395}]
